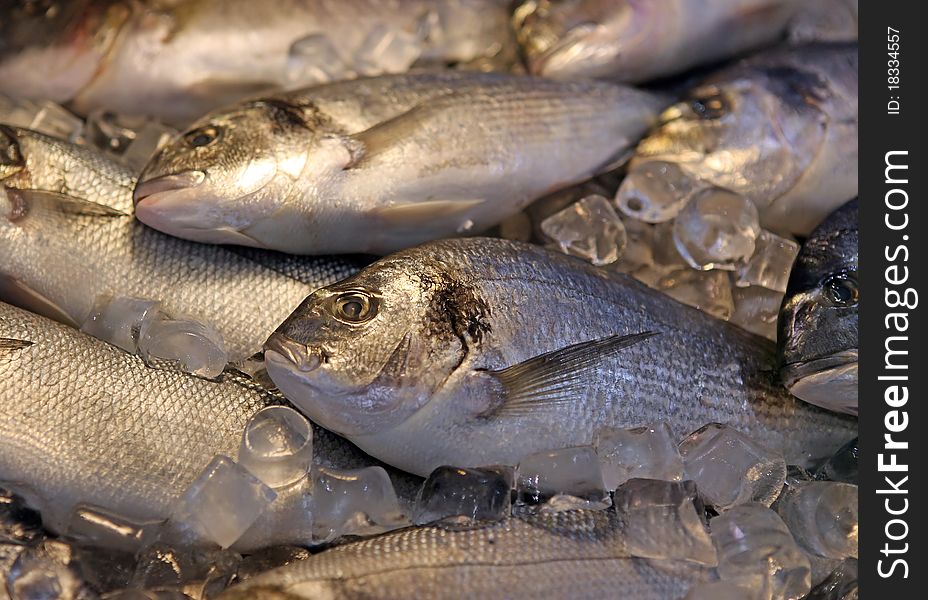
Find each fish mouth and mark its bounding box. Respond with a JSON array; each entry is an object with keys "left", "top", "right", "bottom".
[
  {"left": 265, "top": 333, "right": 323, "bottom": 373},
  {"left": 781, "top": 350, "right": 858, "bottom": 415},
  {"left": 133, "top": 171, "right": 206, "bottom": 206}
]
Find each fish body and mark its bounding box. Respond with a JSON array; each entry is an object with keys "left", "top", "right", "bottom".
[
  {"left": 264, "top": 238, "right": 856, "bottom": 477},
  {"left": 220, "top": 509, "right": 712, "bottom": 599},
  {"left": 0, "top": 126, "right": 361, "bottom": 360},
  {"left": 0, "top": 302, "right": 412, "bottom": 551},
  {"left": 514, "top": 0, "right": 801, "bottom": 82},
  {"left": 134, "top": 71, "right": 665, "bottom": 255},
  {"left": 779, "top": 199, "right": 858, "bottom": 415},
  {"left": 0, "top": 0, "right": 514, "bottom": 124},
  {"left": 618, "top": 43, "right": 858, "bottom": 237}
]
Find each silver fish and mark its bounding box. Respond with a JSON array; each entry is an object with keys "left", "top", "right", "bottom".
[
  {"left": 513, "top": 0, "right": 801, "bottom": 82},
  {"left": 133, "top": 72, "right": 665, "bottom": 255},
  {"left": 219, "top": 509, "right": 712, "bottom": 600},
  {"left": 0, "top": 126, "right": 361, "bottom": 361},
  {"left": 617, "top": 43, "right": 858, "bottom": 237},
  {"left": 0, "top": 0, "right": 514, "bottom": 125},
  {"left": 0, "top": 302, "right": 413, "bottom": 551},
  {"left": 779, "top": 199, "right": 858, "bottom": 415},
  {"left": 264, "top": 237, "right": 856, "bottom": 477}
]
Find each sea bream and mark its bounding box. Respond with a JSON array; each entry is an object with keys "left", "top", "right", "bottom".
[
  {"left": 779, "top": 199, "right": 858, "bottom": 415},
  {"left": 0, "top": 0, "right": 514, "bottom": 124},
  {"left": 616, "top": 43, "right": 858, "bottom": 237},
  {"left": 264, "top": 238, "right": 856, "bottom": 477},
  {"left": 0, "top": 302, "right": 416, "bottom": 551},
  {"left": 0, "top": 125, "right": 361, "bottom": 361},
  {"left": 219, "top": 508, "right": 712, "bottom": 600},
  {"left": 133, "top": 71, "right": 666, "bottom": 255}
]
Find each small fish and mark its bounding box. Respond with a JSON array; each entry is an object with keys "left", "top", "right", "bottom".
[
  {"left": 264, "top": 237, "right": 856, "bottom": 477},
  {"left": 0, "top": 302, "right": 415, "bottom": 551},
  {"left": 0, "top": 125, "right": 361, "bottom": 361},
  {"left": 134, "top": 71, "right": 665, "bottom": 255},
  {"left": 219, "top": 508, "right": 712, "bottom": 600},
  {"left": 617, "top": 43, "right": 858, "bottom": 237},
  {"left": 0, "top": 0, "right": 515, "bottom": 124},
  {"left": 513, "top": 0, "right": 801, "bottom": 82},
  {"left": 779, "top": 199, "right": 858, "bottom": 415}
]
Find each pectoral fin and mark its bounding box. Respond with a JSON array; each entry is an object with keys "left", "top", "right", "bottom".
[
  {"left": 10, "top": 188, "right": 129, "bottom": 218},
  {"left": 482, "top": 331, "right": 658, "bottom": 417},
  {"left": 0, "top": 273, "right": 79, "bottom": 328},
  {"left": 371, "top": 199, "right": 486, "bottom": 230},
  {"left": 0, "top": 338, "right": 33, "bottom": 353}
]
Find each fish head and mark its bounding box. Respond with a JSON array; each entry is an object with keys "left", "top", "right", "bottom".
[
  {"left": 618, "top": 68, "right": 829, "bottom": 221},
  {"left": 134, "top": 99, "right": 327, "bottom": 247},
  {"left": 778, "top": 200, "right": 858, "bottom": 414},
  {"left": 264, "top": 253, "right": 475, "bottom": 437}
]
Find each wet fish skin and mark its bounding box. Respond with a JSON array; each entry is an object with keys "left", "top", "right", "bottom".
[
  {"left": 0, "top": 0, "right": 514, "bottom": 125},
  {"left": 779, "top": 199, "right": 858, "bottom": 415},
  {"left": 619, "top": 43, "right": 858, "bottom": 237},
  {"left": 0, "top": 126, "right": 362, "bottom": 361},
  {"left": 219, "top": 509, "right": 712, "bottom": 600},
  {"left": 0, "top": 302, "right": 414, "bottom": 551},
  {"left": 514, "top": 0, "right": 801, "bottom": 83},
  {"left": 134, "top": 71, "right": 665, "bottom": 255},
  {"left": 264, "top": 237, "right": 856, "bottom": 477}
]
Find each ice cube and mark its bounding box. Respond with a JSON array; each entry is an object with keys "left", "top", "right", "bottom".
[
  {"left": 711, "top": 504, "right": 811, "bottom": 600},
  {"left": 594, "top": 423, "right": 684, "bottom": 490},
  {"left": 70, "top": 544, "right": 136, "bottom": 596},
  {"left": 679, "top": 424, "right": 786, "bottom": 511},
  {"left": 139, "top": 316, "right": 228, "bottom": 379},
  {"left": 0, "top": 487, "right": 43, "bottom": 546},
  {"left": 85, "top": 109, "right": 139, "bottom": 154},
  {"left": 673, "top": 188, "right": 761, "bottom": 270},
  {"left": 80, "top": 295, "right": 162, "bottom": 353},
  {"left": 169, "top": 456, "right": 276, "bottom": 549},
  {"left": 65, "top": 504, "right": 159, "bottom": 552},
  {"left": 235, "top": 546, "right": 312, "bottom": 582},
  {"left": 658, "top": 268, "right": 734, "bottom": 320},
  {"left": 237, "top": 406, "right": 313, "bottom": 489},
  {"left": 515, "top": 446, "right": 610, "bottom": 512},
  {"left": 735, "top": 230, "right": 800, "bottom": 293},
  {"left": 805, "top": 559, "right": 857, "bottom": 600},
  {"left": 815, "top": 438, "right": 858, "bottom": 484},
  {"left": 612, "top": 217, "right": 655, "bottom": 275},
  {"left": 355, "top": 24, "right": 423, "bottom": 75},
  {"left": 121, "top": 123, "right": 177, "bottom": 172},
  {"left": 614, "top": 479, "right": 716, "bottom": 565},
  {"left": 729, "top": 285, "right": 784, "bottom": 341},
  {"left": 413, "top": 466, "right": 513, "bottom": 525},
  {"left": 287, "top": 34, "right": 351, "bottom": 85},
  {"left": 27, "top": 101, "right": 85, "bottom": 142},
  {"left": 617, "top": 161, "right": 703, "bottom": 223},
  {"left": 685, "top": 581, "right": 757, "bottom": 600},
  {"left": 777, "top": 482, "right": 858, "bottom": 560},
  {"left": 541, "top": 195, "right": 627, "bottom": 266},
  {"left": 311, "top": 466, "right": 409, "bottom": 543},
  {"left": 131, "top": 543, "right": 240, "bottom": 599},
  {"left": 6, "top": 541, "right": 88, "bottom": 600}
]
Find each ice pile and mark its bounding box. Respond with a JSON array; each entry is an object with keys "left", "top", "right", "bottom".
[
  {"left": 679, "top": 424, "right": 787, "bottom": 511},
  {"left": 413, "top": 466, "right": 513, "bottom": 525},
  {"left": 81, "top": 295, "right": 229, "bottom": 378},
  {"left": 6, "top": 540, "right": 93, "bottom": 600},
  {"left": 131, "top": 543, "right": 241, "bottom": 599},
  {"left": 515, "top": 446, "right": 611, "bottom": 512},
  {"left": 311, "top": 466, "right": 409, "bottom": 542},
  {"left": 804, "top": 559, "right": 858, "bottom": 600},
  {"left": 594, "top": 423, "right": 684, "bottom": 490},
  {"left": 776, "top": 482, "right": 858, "bottom": 560}
]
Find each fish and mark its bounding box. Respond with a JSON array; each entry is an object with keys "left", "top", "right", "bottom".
[
  {"left": 218, "top": 508, "right": 712, "bottom": 600},
  {"left": 788, "top": 0, "right": 858, "bottom": 43},
  {"left": 778, "top": 199, "right": 858, "bottom": 415},
  {"left": 0, "top": 301, "right": 417, "bottom": 551},
  {"left": 263, "top": 237, "right": 856, "bottom": 477},
  {"left": 0, "top": 0, "right": 515, "bottom": 125},
  {"left": 0, "top": 125, "right": 362, "bottom": 361},
  {"left": 133, "top": 71, "right": 666, "bottom": 255},
  {"left": 513, "top": 0, "right": 801, "bottom": 83},
  {"left": 616, "top": 43, "right": 858, "bottom": 237}
]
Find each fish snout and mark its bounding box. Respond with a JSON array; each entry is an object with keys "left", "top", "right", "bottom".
[
  {"left": 133, "top": 171, "right": 206, "bottom": 207},
  {"left": 264, "top": 333, "right": 322, "bottom": 373}
]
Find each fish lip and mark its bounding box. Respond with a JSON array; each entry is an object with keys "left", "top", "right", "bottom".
[
  {"left": 780, "top": 349, "right": 859, "bottom": 388},
  {"left": 264, "top": 333, "right": 322, "bottom": 373},
  {"left": 132, "top": 171, "right": 206, "bottom": 205}
]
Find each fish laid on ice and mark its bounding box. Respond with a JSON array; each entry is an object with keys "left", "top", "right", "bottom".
[
  {"left": 779, "top": 199, "right": 858, "bottom": 415},
  {"left": 264, "top": 238, "right": 856, "bottom": 477},
  {"left": 0, "top": 125, "right": 361, "bottom": 361},
  {"left": 134, "top": 71, "right": 666, "bottom": 255},
  {"left": 0, "top": 0, "right": 514, "bottom": 124},
  {"left": 617, "top": 43, "right": 858, "bottom": 237},
  {"left": 220, "top": 508, "right": 712, "bottom": 600}
]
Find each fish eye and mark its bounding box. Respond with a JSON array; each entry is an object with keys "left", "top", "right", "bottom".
[
  {"left": 821, "top": 272, "right": 859, "bottom": 307},
  {"left": 690, "top": 93, "right": 729, "bottom": 120},
  {"left": 184, "top": 125, "right": 222, "bottom": 148},
  {"left": 332, "top": 291, "right": 377, "bottom": 323}
]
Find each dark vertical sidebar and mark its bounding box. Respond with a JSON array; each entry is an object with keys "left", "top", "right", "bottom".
[{"left": 860, "top": 2, "right": 926, "bottom": 596}]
